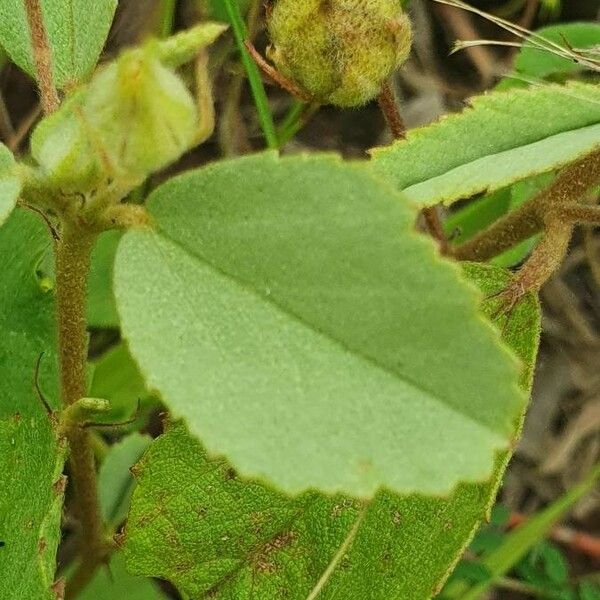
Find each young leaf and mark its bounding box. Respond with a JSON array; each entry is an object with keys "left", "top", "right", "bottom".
[
  {"left": 89, "top": 343, "right": 155, "bottom": 429},
  {"left": 115, "top": 152, "right": 525, "bottom": 498},
  {"left": 122, "top": 264, "right": 540, "bottom": 599},
  {"left": 0, "top": 208, "right": 65, "bottom": 599},
  {"left": 370, "top": 82, "right": 600, "bottom": 206},
  {"left": 74, "top": 553, "right": 166, "bottom": 600},
  {"left": 0, "top": 0, "right": 117, "bottom": 88},
  {"left": 98, "top": 432, "right": 152, "bottom": 527},
  {"left": 0, "top": 143, "right": 21, "bottom": 226}
]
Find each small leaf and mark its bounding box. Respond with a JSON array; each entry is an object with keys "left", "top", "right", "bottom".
[
  {"left": 98, "top": 432, "right": 152, "bottom": 527},
  {"left": 122, "top": 262, "right": 540, "bottom": 599},
  {"left": 115, "top": 152, "right": 526, "bottom": 498},
  {"left": 0, "top": 209, "right": 65, "bottom": 600},
  {"left": 89, "top": 343, "right": 157, "bottom": 430},
  {"left": 0, "top": 143, "right": 21, "bottom": 226},
  {"left": 75, "top": 553, "right": 166, "bottom": 600},
  {"left": 0, "top": 0, "right": 117, "bottom": 88},
  {"left": 370, "top": 82, "right": 600, "bottom": 206},
  {"left": 539, "top": 542, "right": 569, "bottom": 585}
]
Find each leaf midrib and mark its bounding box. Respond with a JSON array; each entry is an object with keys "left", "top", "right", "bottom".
[{"left": 149, "top": 228, "right": 504, "bottom": 441}]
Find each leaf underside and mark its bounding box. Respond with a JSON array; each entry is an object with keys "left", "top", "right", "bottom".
[
  {"left": 115, "top": 152, "right": 525, "bottom": 498},
  {"left": 370, "top": 82, "right": 600, "bottom": 206}
]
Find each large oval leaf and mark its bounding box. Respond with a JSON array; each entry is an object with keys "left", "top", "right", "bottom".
[
  {"left": 0, "top": 0, "right": 117, "bottom": 88},
  {"left": 122, "top": 263, "right": 540, "bottom": 599},
  {"left": 370, "top": 82, "right": 600, "bottom": 206},
  {"left": 115, "top": 153, "right": 525, "bottom": 498}
]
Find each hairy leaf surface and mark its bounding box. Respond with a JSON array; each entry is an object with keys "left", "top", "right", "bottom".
[
  {"left": 123, "top": 263, "right": 540, "bottom": 599},
  {"left": 0, "top": 143, "right": 21, "bottom": 226},
  {"left": 0, "top": 0, "right": 117, "bottom": 88},
  {"left": 371, "top": 83, "right": 600, "bottom": 206},
  {"left": 0, "top": 209, "right": 64, "bottom": 599},
  {"left": 116, "top": 152, "right": 524, "bottom": 497}
]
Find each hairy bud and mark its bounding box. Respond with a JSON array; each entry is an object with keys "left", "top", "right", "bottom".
[
  {"left": 267, "top": 0, "right": 412, "bottom": 107},
  {"left": 29, "top": 23, "right": 225, "bottom": 196}
]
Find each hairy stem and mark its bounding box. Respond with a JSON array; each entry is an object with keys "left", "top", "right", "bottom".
[
  {"left": 453, "top": 199, "right": 541, "bottom": 262},
  {"left": 377, "top": 80, "right": 448, "bottom": 250},
  {"left": 23, "top": 0, "right": 60, "bottom": 114},
  {"left": 454, "top": 148, "right": 600, "bottom": 262},
  {"left": 377, "top": 81, "right": 406, "bottom": 139},
  {"left": 55, "top": 223, "right": 107, "bottom": 599}
]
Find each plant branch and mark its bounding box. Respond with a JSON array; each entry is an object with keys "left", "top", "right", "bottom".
[
  {"left": 55, "top": 223, "right": 108, "bottom": 599},
  {"left": 23, "top": 0, "right": 60, "bottom": 114},
  {"left": 377, "top": 80, "right": 406, "bottom": 139},
  {"left": 453, "top": 197, "right": 542, "bottom": 262},
  {"left": 454, "top": 148, "right": 600, "bottom": 262}
]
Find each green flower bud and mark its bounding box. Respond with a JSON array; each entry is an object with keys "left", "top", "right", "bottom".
[
  {"left": 267, "top": 0, "right": 412, "bottom": 107},
  {"left": 30, "top": 23, "right": 225, "bottom": 195}
]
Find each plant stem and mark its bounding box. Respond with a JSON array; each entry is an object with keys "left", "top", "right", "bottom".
[
  {"left": 453, "top": 198, "right": 542, "bottom": 262},
  {"left": 378, "top": 81, "right": 406, "bottom": 139},
  {"left": 223, "top": 0, "right": 279, "bottom": 149},
  {"left": 454, "top": 148, "right": 600, "bottom": 262},
  {"left": 23, "top": 0, "right": 59, "bottom": 114},
  {"left": 377, "top": 80, "right": 448, "bottom": 250},
  {"left": 55, "top": 223, "right": 107, "bottom": 599},
  {"left": 158, "top": 0, "right": 177, "bottom": 38}
]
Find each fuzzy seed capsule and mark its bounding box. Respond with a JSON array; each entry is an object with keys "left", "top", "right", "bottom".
[{"left": 267, "top": 0, "right": 413, "bottom": 107}]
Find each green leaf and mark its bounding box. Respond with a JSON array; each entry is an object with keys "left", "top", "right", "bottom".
[
  {"left": 122, "top": 262, "right": 540, "bottom": 599},
  {"left": 443, "top": 463, "right": 600, "bottom": 600},
  {"left": 75, "top": 553, "right": 166, "bottom": 600},
  {"left": 98, "top": 432, "right": 152, "bottom": 527},
  {"left": 0, "top": 0, "right": 117, "bottom": 88},
  {"left": 89, "top": 342, "right": 158, "bottom": 430},
  {"left": 115, "top": 152, "right": 525, "bottom": 498},
  {"left": 0, "top": 208, "right": 65, "bottom": 599},
  {"left": 370, "top": 82, "right": 600, "bottom": 206},
  {"left": 504, "top": 22, "right": 600, "bottom": 87},
  {"left": 126, "top": 421, "right": 513, "bottom": 600},
  {"left": 539, "top": 543, "right": 569, "bottom": 585},
  {"left": 0, "top": 143, "right": 21, "bottom": 226}
]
